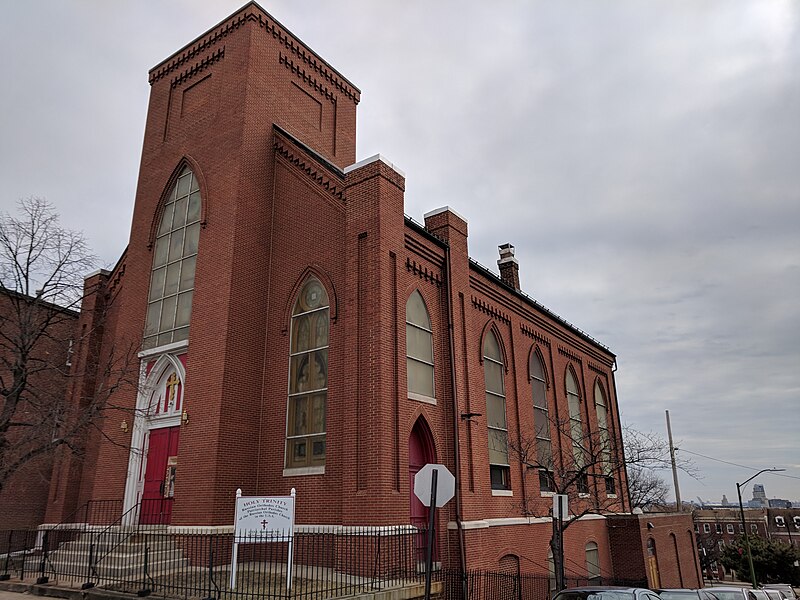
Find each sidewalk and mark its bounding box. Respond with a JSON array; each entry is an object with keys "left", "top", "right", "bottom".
[{"left": 0, "top": 581, "right": 130, "bottom": 600}]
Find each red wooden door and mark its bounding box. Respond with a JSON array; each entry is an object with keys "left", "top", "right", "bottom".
[
  {"left": 409, "top": 426, "right": 430, "bottom": 529},
  {"left": 141, "top": 426, "right": 180, "bottom": 525},
  {"left": 409, "top": 420, "right": 437, "bottom": 562}
]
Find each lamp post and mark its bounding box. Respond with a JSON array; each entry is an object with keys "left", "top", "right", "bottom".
[{"left": 736, "top": 468, "right": 785, "bottom": 588}]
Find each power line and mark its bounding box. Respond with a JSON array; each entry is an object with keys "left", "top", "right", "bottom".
[{"left": 677, "top": 448, "right": 800, "bottom": 481}]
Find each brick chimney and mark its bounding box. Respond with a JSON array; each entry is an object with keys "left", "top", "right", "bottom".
[{"left": 497, "top": 243, "right": 520, "bottom": 290}]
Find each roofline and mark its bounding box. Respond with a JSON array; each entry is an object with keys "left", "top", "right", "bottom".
[
  {"left": 469, "top": 259, "right": 615, "bottom": 357},
  {"left": 149, "top": 1, "right": 360, "bottom": 94},
  {"left": 273, "top": 124, "right": 345, "bottom": 179},
  {"left": 0, "top": 288, "right": 80, "bottom": 318},
  {"left": 401, "top": 215, "right": 614, "bottom": 357}
]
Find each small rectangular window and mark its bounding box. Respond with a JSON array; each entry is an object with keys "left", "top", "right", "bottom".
[
  {"left": 491, "top": 465, "right": 510, "bottom": 490},
  {"left": 539, "top": 469, "right": 553, "bottom": 493},
  {"left": 577, "top": 473, "right": 589, "bottom": 494},
  {"left": 739, "top": 523, "right": 744, "bottom": 532},
  {"left": 750, "top": 523, "right": 757, "bottom": 533},
  {"left": 727, "top": 524, "right": 734, "bottom": 534},
  {"left": 775, "top": 516, "right": 785, "bottom": 527},
  {"left": 703, "top": 524, "right": 710, "bottom": 533},
  {"left": 605, "top": 476, "right": 615, "bottom": 495},
  {"left": 715, "top": 523, "right": 722, "bottom": 534}
]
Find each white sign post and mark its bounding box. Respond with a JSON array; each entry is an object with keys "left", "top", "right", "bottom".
[{"left": 230, "top": 488, "right": 296, "bottom": 591}]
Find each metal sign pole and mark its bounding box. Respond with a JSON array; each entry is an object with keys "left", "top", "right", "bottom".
[
  {"left": 424, "top": 468, "right": 439, "bottom": 600},
  {"left": 230, "top": 488, "right": 242, "bottom": 589},
  {"left": 286, "top": 488, "right": 296, "bottom": 593}
]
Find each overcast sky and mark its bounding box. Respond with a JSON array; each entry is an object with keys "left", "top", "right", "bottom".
[{"left": 1, "top": 1, "right": 798, "bottom": 504}]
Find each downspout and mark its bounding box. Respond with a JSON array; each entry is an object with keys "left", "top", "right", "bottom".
[
  {"left": 444, "top": 243, "right": 469, "bottom": 598},
  {"left": 610, "top": 359, "right": 628, "bottom": 514}
]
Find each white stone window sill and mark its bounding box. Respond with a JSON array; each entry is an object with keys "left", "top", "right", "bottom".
[
  {"left": 491, "top": 489, "right": 513, "bottom": 497},
  {"left": 408, "top": 392, "right": 437, "bottom": 405},
  {"left": 283, "top": 466, "right": 325, "bottom": 477},
  {"left": 607, "top": 494, "right": 617, "bottom": 498},
  {"left": 540, "top": 491, "right": 555, "bottom": 497},
  {"left": 578, "top": 493, "right": 590, "bottom": 498}
]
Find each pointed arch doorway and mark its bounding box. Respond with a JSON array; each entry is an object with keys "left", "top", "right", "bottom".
[{"left": 409, "top": 419, "right": 438, "bottom": 562}]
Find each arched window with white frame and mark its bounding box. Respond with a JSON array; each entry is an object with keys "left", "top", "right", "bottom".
[
  {"left": 530, "top": 350, "right": 553, "bottom": 492},
  {"left": 406, "top": 291, "right": 434, "bottom": 400},
  {"left": 484, "top": 330, "right": 509, "bottom": 490}
]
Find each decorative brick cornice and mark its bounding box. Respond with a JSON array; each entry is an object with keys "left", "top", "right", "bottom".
[
  {"left": 280, "top": 52, "right": 336, "bottom": 103},
  {"left": 558, "top": 345, "right": 582, "bottom": 363},
  {"left": 273, "top": 134, "right": 346, "bottom": 202},
  {"left": 520, "top": 323, "right": 550, "bottom": 346},
  {"left": 170, "top": 47, "right": 225, "bottom": 88},
  {"left": 150, "top": 8, "right": 360, "bottom": 103},
  {"left": 588, "top": 361, "right": 606, "bottom": 375},
  {"left": 263, "top": 20, "right": 359, "bottom": 103},
  {"left": 471, "top": 296, "right": 510, "bottom": 325},
  {"left": 406, "top": 258, "right": 441, "bottom": 287}
]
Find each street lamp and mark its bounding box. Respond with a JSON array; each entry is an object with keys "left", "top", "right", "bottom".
[{"left": 736, "top": 468, "right": 785, "bottom": 588}]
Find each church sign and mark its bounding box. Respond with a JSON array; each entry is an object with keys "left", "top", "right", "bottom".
[
  {"left": 235, "top": 494, "right": 294, "bottom": 538},
  {"left": 230, "top": 488, "right": 296, "bottom": 590}
]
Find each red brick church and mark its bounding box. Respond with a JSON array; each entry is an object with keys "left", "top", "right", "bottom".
[{"left": 15, "top": 2, "right": 699, "bottom": 587}]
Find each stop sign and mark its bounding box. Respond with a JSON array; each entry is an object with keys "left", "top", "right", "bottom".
[{"left": 414, "top": 464, "right": 455, "bottom": 508}]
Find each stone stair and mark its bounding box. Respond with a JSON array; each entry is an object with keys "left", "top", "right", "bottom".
[{"left": 43, "top": 528, "right": 188, "bottom": 580}]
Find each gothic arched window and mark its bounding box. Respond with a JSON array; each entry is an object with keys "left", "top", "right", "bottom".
[
  {"left": 286, "top": 277, "right": 329, "bottom": 469},
  {"left": 406, "top": 291, "right": 434, "bottom": 400},
  {"left": 530, "top": 351, "right": 553, "bottom": 491},
  {"left": 585, "top": 541, "right": 601, "bottom": 583},
  {"left": 566, "top": 369, "right": 587, "bottom": 493},
  {"left": 594, "top": 381, "right": 614, "bottom": 494},
  {"left": 143, "top": 166, "right": 201, "bottom": 350},
  {"left": 484, "top": 330, "right": 509, "bottom": 490}
]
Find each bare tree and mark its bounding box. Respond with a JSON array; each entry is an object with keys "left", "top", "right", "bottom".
[
  {"left": 626, "top": 464, "right": 671, "bottom": 510},
  {"left": 0, "top": 198, "right": 134, "bottom": 494},
  {"left": 507, "top": 414, "right": 696, "bottom": 588}
]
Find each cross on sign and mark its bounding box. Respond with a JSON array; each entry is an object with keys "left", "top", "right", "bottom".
[{"left": 261, "top": 519, "right": 268, "bottom": 530}]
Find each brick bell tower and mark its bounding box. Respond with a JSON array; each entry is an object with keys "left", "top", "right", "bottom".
[{"left": 76, "top": 3, "right": 361, "bottom": 525}]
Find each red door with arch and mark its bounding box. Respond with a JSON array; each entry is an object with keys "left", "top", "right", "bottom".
[
  {"left": 141, "top": 426, "right": 180, "bottom": 525},
  {"left": 409, "top": 419, "right": 437, "bottom": 561}
]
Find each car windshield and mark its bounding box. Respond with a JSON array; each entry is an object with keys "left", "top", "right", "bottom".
[
  {"left": 556, "top": 592, "right": 634, "bottom": 600},
  {"left": 704, "top": 592, "right": 745, "bottom": 600},
  {"left": 765, "top": 591, "right": 783, "bottom": 600},
  {"left": 660, "top": 592, "right": 698, "bottom": 600}
]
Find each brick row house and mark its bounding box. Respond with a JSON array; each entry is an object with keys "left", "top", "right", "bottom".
[{"left": 6, "top": 2, "right": 700, "bottom": 585}]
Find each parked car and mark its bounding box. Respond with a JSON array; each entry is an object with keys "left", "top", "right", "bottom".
[
  {"left": 762, "top": 585, "right": 797, "bottom": 600},
  {"left": 656, "top": 589, "right": 705, "bottom": 600},
  {"left": 554, "top": 586, "right": 663, "bottom": 600},
  {"left": 703, "top": 587, "right": 761, "bottom": 600},
  {"left": 763, "top": 590, "right": 787, "bottom": 600}
]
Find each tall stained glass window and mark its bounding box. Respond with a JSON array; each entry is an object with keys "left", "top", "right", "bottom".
[{"left": 286, "top": 277, "right": 329, "bottom": 469}]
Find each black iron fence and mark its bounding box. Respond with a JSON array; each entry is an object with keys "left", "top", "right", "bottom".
[{"left": 0, "top": 526, "right": 430, "bottom": 599}]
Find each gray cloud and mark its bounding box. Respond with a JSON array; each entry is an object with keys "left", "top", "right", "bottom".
[{"left": 1, "top": 0, "right": 798, "bottom": 502}]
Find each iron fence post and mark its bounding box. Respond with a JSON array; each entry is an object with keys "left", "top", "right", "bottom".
[
  {"left": 81, "top": 541, "right": 95, "bottom": 589},
  {"left": 36, "top": 530, "right": 49, "bottom": 584},
  {"left": 137, "top": 543, "right": 151, "bottom": 597},
  {"left": 0, "top": 530, "right": 12, "bottom": 580}
]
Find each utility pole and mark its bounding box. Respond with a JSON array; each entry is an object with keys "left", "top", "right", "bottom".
[{"left": 665, "top": 410, "right": 682, "bottom": 511}]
